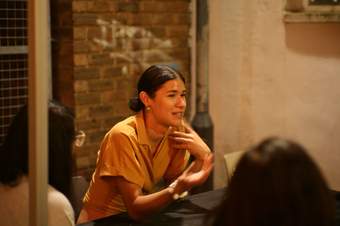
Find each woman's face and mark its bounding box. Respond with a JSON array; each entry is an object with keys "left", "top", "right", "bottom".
[{"left": 148, "top": 78, "right": 186, "bottom": 129}]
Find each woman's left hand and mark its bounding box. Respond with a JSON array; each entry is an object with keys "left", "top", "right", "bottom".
[
  {"left": 168, "top": 123, "right": 211, "bottom": 160},
  {"left": 174, "top": 154, "right": 214, "bottom": 193}
]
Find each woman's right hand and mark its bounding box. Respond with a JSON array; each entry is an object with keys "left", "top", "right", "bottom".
[{"left": 168, "top": 124, "right": 211, "bottom": 160}]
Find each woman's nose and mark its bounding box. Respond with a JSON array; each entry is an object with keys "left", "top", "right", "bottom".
[{"left": 176, "top": 96, "right": 186, "bottom": 108}]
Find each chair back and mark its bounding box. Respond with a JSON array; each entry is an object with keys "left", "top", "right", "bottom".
[
  {"left": 71, "top": 176, "right": 89, "bottom": 220},
  {"left": 224, "top": 150, "right": 245, "bottom": 184}
]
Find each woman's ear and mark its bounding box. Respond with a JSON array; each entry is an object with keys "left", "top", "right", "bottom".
[{"left": 139, "top": 91, "right": 150, "bottom": 107}]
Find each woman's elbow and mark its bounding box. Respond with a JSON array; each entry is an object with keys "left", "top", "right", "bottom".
[{"left": 127, "top": 208, "right": 145, "bottom": 222}]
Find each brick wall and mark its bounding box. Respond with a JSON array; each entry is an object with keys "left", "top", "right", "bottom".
[
  {"left": 52, "top": 0, "right": 192, "bottom": 179},
  {"left": 51, "top": 0, "right": 75, "bottom": 109}
]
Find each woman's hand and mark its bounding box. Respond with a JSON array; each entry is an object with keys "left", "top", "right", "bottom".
[
  {"left": 174, "top": 154, "right": 214, "bottom": 193},
  {"left": 168, "top": 123, "right": 211, "bottom": 160}
]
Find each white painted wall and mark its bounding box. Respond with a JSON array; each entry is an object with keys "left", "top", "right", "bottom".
[{"left": 209, "top": 0, "right": 340, "bottom": 190}]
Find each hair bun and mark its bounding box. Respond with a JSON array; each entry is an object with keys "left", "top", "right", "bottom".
[{"left": 128, "top": 96, "right": 144, "bottom": 112}]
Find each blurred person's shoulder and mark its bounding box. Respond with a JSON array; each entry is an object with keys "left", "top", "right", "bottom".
[{"left": 48, "top": 185, "right": 75, "bottom": 226}]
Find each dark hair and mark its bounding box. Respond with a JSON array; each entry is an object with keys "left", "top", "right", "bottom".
[
  {"left": 128, "top": 64, "right": 185, "bottom": 112},
  {"left": 212, "top": 137, "right": 336, "bottom": 226},
  {"left": 0, "top": 100, "right": 75, "bottom": 199}
]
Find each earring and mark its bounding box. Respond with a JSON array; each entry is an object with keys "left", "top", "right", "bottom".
[{"left": 145, "top": 106, "right": 151, "bottom": 111}]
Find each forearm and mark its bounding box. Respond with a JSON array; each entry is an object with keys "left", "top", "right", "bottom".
[
  {"left": 192, "top": 143, "right": 211, "bottom": 160},
  {"left": 127, "top": 186, "right": 181, "bottom": 221}
]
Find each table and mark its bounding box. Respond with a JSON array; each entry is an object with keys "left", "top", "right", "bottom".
[
  {"left": 77, "top": 187, "right": 226, "bottom": 226},
  {"left": 78, "top": 188, "right": 340, "bottom": 226}
]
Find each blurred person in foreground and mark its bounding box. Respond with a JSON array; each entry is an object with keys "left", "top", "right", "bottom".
[
  {"left": 211, "top": 137, "right": 336, "bottom": 226},
  {"left": 0, "top": 100, "right": 76, "bottom": 226}
]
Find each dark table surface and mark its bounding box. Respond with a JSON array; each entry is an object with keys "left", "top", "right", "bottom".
[
  {"left": 78, "top": 188, "right": 340, "bottom": 226},
  {"left": 78, "top": 187, "right": 225, "bottom": 226}
]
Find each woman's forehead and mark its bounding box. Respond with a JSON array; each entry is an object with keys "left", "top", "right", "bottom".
[{"left": 157, "top": 79, "right": 186, "bottom": 92}]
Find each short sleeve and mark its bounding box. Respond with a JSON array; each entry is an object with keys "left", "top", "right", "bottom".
[{"left": 97, "top": 129, "right": 144, "bottom": 187}]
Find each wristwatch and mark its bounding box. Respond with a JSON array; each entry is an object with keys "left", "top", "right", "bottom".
[{"left": 168, "top": 180, "right": 189, "bottom": 200}]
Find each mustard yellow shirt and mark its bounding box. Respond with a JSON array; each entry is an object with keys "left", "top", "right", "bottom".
[{"left": 82, "top": 111, "right": 189, "bottom": 221}]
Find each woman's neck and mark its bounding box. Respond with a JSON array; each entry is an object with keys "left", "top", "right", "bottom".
[
  {"left": 146, "top": 127, "right": 164, "bottom": 144},
  {"left": 143, "top": 110, "right": 168, "bottom": 143}
]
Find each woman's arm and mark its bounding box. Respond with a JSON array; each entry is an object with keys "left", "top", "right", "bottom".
[
  {"left": 114, "top": 154, "right": 213, "bottom": 221},
  {"left": 114, "top": 177, "right": 174, "bottom": 221}
]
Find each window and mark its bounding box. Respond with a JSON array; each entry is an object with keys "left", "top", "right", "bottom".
[
  {"left": 284, "top": 0, "right": 340, "bottom": 22},
  {"left": 0, "top": 0, "right": 28, "bottom": 145}
]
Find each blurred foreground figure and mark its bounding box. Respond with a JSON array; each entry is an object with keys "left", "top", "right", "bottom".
[
  {"left": 212, "top": 137, "right": 336, "bottom": 226},
  {"left": 0, "top": 101, "right": 76, "bottom": 226}
]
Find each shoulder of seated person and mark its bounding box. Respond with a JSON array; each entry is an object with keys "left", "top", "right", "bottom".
[
  {"left": 48, "top": 186, "right": 75, "bottom": 224},
  {"left": 48, "top": 186, "right": 73, "bottom": 211}
]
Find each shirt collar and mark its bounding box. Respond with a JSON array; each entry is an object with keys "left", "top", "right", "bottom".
[{"left": 136, "top": 110, "right": 151, "bottom": 146}]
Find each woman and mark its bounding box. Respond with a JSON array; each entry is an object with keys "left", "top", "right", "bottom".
[
  {"left": 0, "top": 100, "right": 76, "bottom": 226},
  {"left": 212, "top": 137, "right": 336, "bottom": 226},
  {"left": 77, "top": 65, "right": 213, "bottom": 223}
]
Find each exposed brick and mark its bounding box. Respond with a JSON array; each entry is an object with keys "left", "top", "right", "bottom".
[
  {"left": 74, "top": 54, "right": 89, "bottom": 66},
  {"left": 74, "top": 67, "right": 100, "bottom": 80},
  {"left": 172, "top": 13, "right": 191, "bottom": 25},
  {"left": 126, "top": 64, "right": 143, "bottom": 80},
  {"left": 58, "top": 41, "right": 74, "bottom": 56},
  {"left": 101, "top": 66, "right": 123, "bottom": 78},
  {"left": 74, "top": 80, "right": 88, "bottom": 93},
  {"left": 125, "top": 13, "right": 154, "bottom": 26},
  {"left": 112, "top": 100, "right": 131, "bottom": 116},
  {"left": 76, "top": 156, "right": 91, "bottom": 169},
  {"left": 88, "top": 0, "right": 117, "bottom": 12},
  {"left": 118, "top": 2, "right": 139, "bottom": 13},
  {"left": 155, "top": 0, "right": 190, "bottom": 1},
  {"left": 73, "top": 13, "right": 98, "bottom": 26},
  {"left": 103, "top": 116, "right": 126, "bottom": 130},
  {"left": 57, "top": 52, "right": 74, "bottom": 69},
  {"left": 53, "top": 0, "right": 192, "bottom": 176},
  {"left": 87, "top": 41, "right": 106, "bottom": 52},
  {"left": 101, "top": 90, "right": 126, "bottom": 103},
  {"left": 139, "top": 1, "right": 189, "bottom": 13},
  {"left": 88, "top": 53, "right": 113, "bottom": 65},
  {"left": 114, "top": 77, "right": 134, "bottom": 92},
  {"left": 76, "top": 119, "right": 102, "bottom": 131},
  {"left": 88, "top": 79, "right": 114, "bottom": 92},
  {"left": 87, "top": 130, "right": 107, "bottom": 144},
  {"left": 128, "top": 38, "right": 150, "bottom": 50},
  {"left": 151, "top": 14, "right": 171, "bottom": 25},
  {"left": 142, "top": 49, "right": 173, "bottom": 63},
  {"left": 89, "top": 105, "right": 114, "bottom": 118},
  {"left": 74, "top": 40, "right": 90, "bottom": 53},
  {"left": 165, "top": 48, "right": 190, "bottom": 60},
  {"left": 57, "top": 0, "right": 72, "bottom": 11},
  {"left": 58, "top": 11, "right": 73, "bottom": 27},
  {"left": 55, "top": 27, "right": 73, "bottom": 41},
  {"left": 73, "top": 27, "right": 88, "bottom": 40},
  {"left": 56, "top": 84, "right": 74, "bottom": 108},
  {"left": 75, "top": 106, "right": 89, "bottom": 120},
  {"left": 170, "top": 38, "right": 189, "bottom": 48},
  {"left": 75, "top": 93, "right": 101, "bottom": 105},
  {"left": 87, "top": 27, "right": 103, "bottom": 42},
  {"left": 73, "top": 1, "right": 88, "bottom": 12},
  {"left": 147, "top": 26, "right": 166, "bottom": 38},
  {"left": 165, "top": 25, "right": 190, "bottom": 37},
  {"left": 139, "top": 2, "right": 163, "bottom": 12}
]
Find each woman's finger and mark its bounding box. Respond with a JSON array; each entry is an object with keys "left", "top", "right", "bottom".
[{"left": 168, "top": 136, "right": 191, "bottom": 144}]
